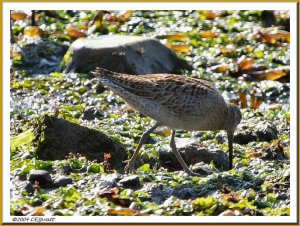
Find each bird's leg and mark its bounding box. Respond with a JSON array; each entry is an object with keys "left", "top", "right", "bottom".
[
  {"left": 124, "top": 122, "right": 160, "bottom": 173},
  {"left": 170, "top": 130, "right": 201, "bottom": 176},
  {"left": 227, "top": 131, "right": 234, "bottom": 170}
]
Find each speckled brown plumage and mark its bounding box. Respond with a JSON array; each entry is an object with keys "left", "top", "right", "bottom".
[{"left": 92, "top": 68, "right": 242, "bottom": 175}]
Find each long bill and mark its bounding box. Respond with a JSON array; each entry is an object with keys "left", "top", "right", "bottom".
[{"left": 227, "top": 131, "right": 234, "bottom": 170}]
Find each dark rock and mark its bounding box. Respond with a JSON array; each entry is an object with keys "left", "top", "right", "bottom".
[
  {"left": 53, "top": 177, "right": 73, "bottom": 188},
  {"left": 232, "top": 122, "right": 278, "bottom": 145},
  {"left": 276, "top": 193, "right": 288, "bottom": 200},
  {"left": 36, "top": 115, "right": 127, "bottom": 171},
  {"left": 12, "top": 40, "right": 67, "bottom": 76},
  {"left": 159, "top": 143, "right": 228, "bottom": 171},
  {"left": 32, "top": 199, "right": 43, "bottom": 207},
  {"left": 261, "top": 142, "right": 286, "bottom": 161},
  {"left": 191, "top": 162, "right": 215, "bottom": 176},
  {"left": 256, "top": 123, "right": 278, "bottom": 142},
  {"left": 172, "top": 187, "right": 197, "bottom": 200},
  {"left": 234, "top": 131, "right": 256, "bottom": 144},
  {"left": 81, "top": 107, "right": 104, "bottom": 121},
  {"left": 63, "top": 35, "right": 192, "bottom": 75},
  {"left": 62, "top": 165, "right": 72, "bottom": 175},
  {"left": 118, "top": 175, "right": 140, "bottom": 188},
  {"left": 21, "top": 182, "right": 35, "bottom": 194},
  {"left": 28, "top": 170, "right": 53, "bottom": 187}
]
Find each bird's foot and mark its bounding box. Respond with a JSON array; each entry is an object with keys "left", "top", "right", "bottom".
[
  {"left": 184, "top": 169, "right": 202, "bottom": 177},
  {"left": 188, "top": 171, "right": 202, "bottom": 177},
  {"left": 123, "top": 159, "right": 136, "bottom": 174}
]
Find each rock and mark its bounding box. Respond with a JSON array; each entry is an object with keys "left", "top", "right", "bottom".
[
  {"left": 28, "top": 170, "right": 53, "bottom": 187},
  {"left": 21, "top": 182, "right": 35, "bottom": 194},
  {"left": 81, "top": 106, "right": 104, "bottom": 121},
  {"left": 32, "top": 199, "right": 43, "bottom": 207},
  {"left": 172, "top": 187, "right": 197, "bottom": 200},
  {"left": 53, "top": 177, "right": 73, "bottom": 188},
  {"left": 255, "top": 123, "right": 278, "bottom": 142},
  {"left": 101, "top": 173, "right": 120, "bottom": 188},
  {"left": 191, "top": 162, "right": 215, "bottom": 176},
  {"left": 36, "top": 115, "right": 127, "bottom": 171},
  {"left": 159, "top": 143, "right": 228, "bottom": 171},
  {"left": 276, "top": 193, "right": 288, "bottom": 200},
  {"left": 118, "top": 175, "right": 140, "bottom": 188},
  {"left": 63, "top": 35, "right": 191, "bottom": 75},
  {"left": 228, "top": 122, "right": 278, "bottom": 145},
  {"left": 12, "top": 40, "right": 67, "bottom": 76},
  {"left": 261, "top": 141, "right": 286, "bottom": 161},
  {"left": 233, "top": 131, "right": 256, "bottom": 144}
]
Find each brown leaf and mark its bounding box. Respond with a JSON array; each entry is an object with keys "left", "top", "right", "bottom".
[
  {"left": 66, "top": 26, "right": 87, "bottom": 38},
  {"left": 107, "top": 208, "right": 138, "bottom": 216},
  {"left": 237, "top": 55, "right": 254, "bottom": 71},
  {"left": 239, "top": 93, "right": 248, "bottom": 109},
  {"left": 245, "top": 149, "right": 260, "bottom": 158},
  {"left": 255, "top": 30, "right": 290, "bottom": 44},
  {"left": 211, "top": 64, "right": 230, "bottom": 73},
  {"left": 249, "top": 66, "right": 289, "bottom": 81},
  {"left": 230, "top": 98, "right": 240, "bottom": 106},
  {"left": 223, "top": 192, "right": 241, "bottom": 203},
  {"left": 166, "top": 44, "right": 190, "bottom": 53},
  {"left": 250, "top": 94, "right": 263, "bottom": 109},
  {"left": 119, "top": 11, "right": 132, "bottom": 20},
  {"left": 33, "top": 206, "right": 46, "bottom": 216},
  {"left": 199, "top": 31, "right": 218, "bottom": 38},
  {"left": 271, "top": 30, "right": 290, "bottom": 43},
  {"left": 220, "top": 45, "right": 236, "bottom": 56},
  {"left": 165, "top": 33, "right": 188, "bottom": 42},
  {"left": 202, "top": 11, "right": 221, "bottom": 20},
  {"left": 23, "top": 26, "right": 43, "bottom": 37},
  {"left": 11, "top": 11, "right": 27, "bottom": 21}
]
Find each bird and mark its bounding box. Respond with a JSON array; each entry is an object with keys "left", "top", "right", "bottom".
[{"left": 92, "top": 68, "right": 242, "bottom": 176}]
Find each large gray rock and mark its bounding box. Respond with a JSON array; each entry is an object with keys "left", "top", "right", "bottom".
[
  {"left": 36, "top": 115, "right": 127, "bottom": 171},
  {"left": 63, "top": 35, "right": 191, "bottom": 75}
]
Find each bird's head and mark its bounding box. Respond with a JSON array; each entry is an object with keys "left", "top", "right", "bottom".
[{"left": 224, "top": 103, "right": 242, "bottom": 133}]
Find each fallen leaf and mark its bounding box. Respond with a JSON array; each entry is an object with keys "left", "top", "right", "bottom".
[
  {"left": 211, "top": 64, "right": 230, "bottom": 73},
  {"left": 107, "top": 208, "right": 138, "bottom": 216},
  {"left": 66, "top": 26, "right": 87, "bottom": 38},
  {"left": 165, "top": 33, "right": 188, "bottom": 42},
  {"left": 24, "top": 26, "right": 43, "bottom": 37},
  {"left": 255, "top": 30, "right": 290, "bottom": 44},
  {"left": 202, "top": 11, "right": 221, "bottom": 20},
  {"left": 239, "top": 93, "right": 248, "bottom": 109},
  {"left": 237, "top": 55, "right": 254, "bottom": 71},
  {"left": 166, "top": 44, "right": 190, "bottom": 53},
  {"left": 119, "top": 10, "right": 132, "bottom": 20},
  {"left": 11, "top": 11, "right": 27, "bottom": 21},
  {"left": 250, "top": 94, "right": 263, "bottom": 109},
  {"left": 199, "top": 31, "right": 218, "bottom": 38},
  {"left": 249, "top": 66, "right": 289, "bottom": 81},
  {"left": 230, "top": 99, "right": 240, "bottom": 106}
]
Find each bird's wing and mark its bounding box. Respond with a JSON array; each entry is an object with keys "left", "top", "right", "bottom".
[{"left": 101, "top": 72, "right": 222, "bottom": 116}]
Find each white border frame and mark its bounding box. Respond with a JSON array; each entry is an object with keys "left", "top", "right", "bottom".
[{"left": 3, "top": 2, "right": 298, "bottom": 224}]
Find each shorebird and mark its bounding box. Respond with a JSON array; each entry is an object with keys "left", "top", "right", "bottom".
[{"left": 92, "top": 68, "right": 242, "bottom": 176}]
